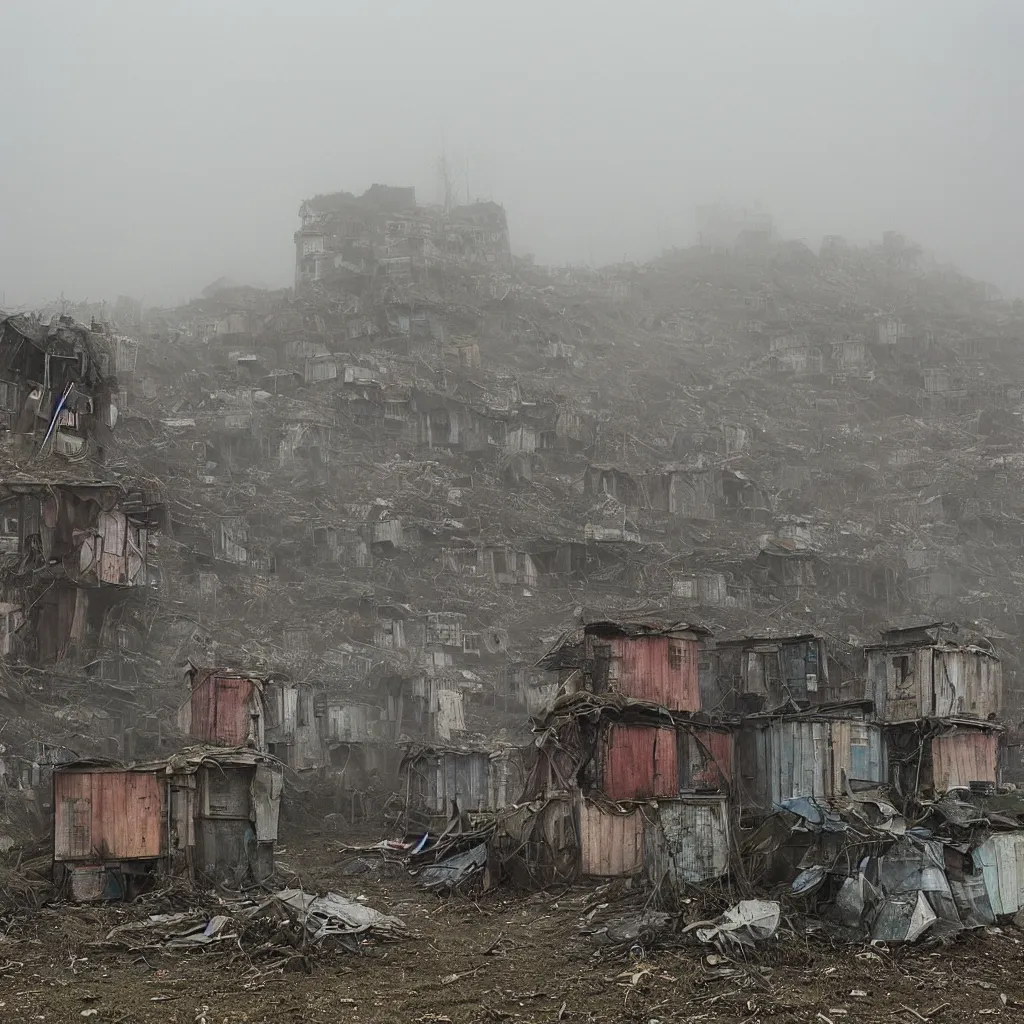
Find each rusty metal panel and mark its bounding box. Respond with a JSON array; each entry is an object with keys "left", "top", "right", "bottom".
[
  {"left": 932, "top": 731, "right": 998, "bottom": 791},
  {"left": 643, "top": 796, "right": 729, "bottom": 886},
  {"left": 602, "top": 723, "right": 678, "bottom": 801},
  {"left": 578, "top": 800, "right": 643, "bottom": 876},
  {"left": 679, "top": 728, "right": 733, "bottom": 791},
  {"left": 54, "top": 770, "right": 164, "bottom": 862},
  {"left": 611, "top": 636, "right": 700, "bottom": 711},
  {"left": 191, "top": 671, "right": 255, "bottom": 747}
]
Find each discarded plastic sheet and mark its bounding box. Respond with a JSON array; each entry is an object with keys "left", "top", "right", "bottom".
[
  {"left": 776, "top": 798, "right": 847, "bottom": 833},
  {"left": 694, "top": 900, "right": 781, "bottom": 947},
  {"left": 416, "top": 843, "right": 488, "bottom": 891},
  {"left": 871, "top": 890, "right": 936, "bottom": 943},
  {"left": 260, "top": 889, "right": 408, "bottom": 941}
]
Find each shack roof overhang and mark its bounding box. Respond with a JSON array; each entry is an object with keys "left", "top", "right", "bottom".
[
  {"left": 56, "top": 746, "right": 283, "bottom": 776},
  {"left": 885, "top": 716, "right": 1005, "bottom": 732},
  {"left": 583, "top": 619, "right": 712, "bottom": 639},
  {"left": 864, "top": 641, "right": 999, "bottom": 660},
  {"left": 715, "top": 632, "right": 822, "bottom": 649},
  {"left": 742, "top": 699, "right": 876, "bottom": 723}
]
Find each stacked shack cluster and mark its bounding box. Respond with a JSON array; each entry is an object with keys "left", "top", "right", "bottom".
[
  {"left": 3, "top": 189, "right": 1024, "bottom": 927},
  {"left": 497, "top": 619, "right": 1008, "bottom": 927}
]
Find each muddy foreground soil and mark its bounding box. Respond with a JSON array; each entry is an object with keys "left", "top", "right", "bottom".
[{"left": 1, "top": 833, "right": 1022, "bottom": 1023}]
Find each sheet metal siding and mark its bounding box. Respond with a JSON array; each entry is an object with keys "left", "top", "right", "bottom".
[
  {"left": 932, "top": 731, "right": 998, "bottom": 791},
  {"left": 747, "top": 720, "right": 885, "bottom": 810},
  {"left": 191, "top": 673, "right": 254, "bottom": 746},
  {"left": 975, "top": 834, "right": 1024, "bottom": 916},
  {"left": 54, "top": 770, "right": 164, "bottom": 862},
  {"left": 324, "top": 703, "right": 370, "bottom": 742},
  {"left": 643, "top": 797, "right": 729, "bottom": 886},
  {"left": 426, "top": 752, "right": 490, "bottom": 813},
  {"left": 830, "top": 721, "right": 886, "bottom": 791},
  {"left": 488, "top": 750, "right": 525, "bottom": 809},
  {"left": 767, "top": 721, "right": 828, "bottom": 807},
  {"left": 872, "top": 645, "right": 1001, "bottom": 721},
  {"left": 578, "top": 800, "right": 643, "bottom": 876},
  {"left": 611, "top": 636, "right": 700, "bottom": 711},
  {"left": 603, "top": 724, "right": 678, "bottom": 801},
  {"left": 934, "top": 650, "right": 1001, "bottom": 719}
]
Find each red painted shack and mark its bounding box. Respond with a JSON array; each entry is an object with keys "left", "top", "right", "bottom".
[
  {"left": 585, "top": 621, "right": 709, "bottom": 712},
  {"left": 601, "top": 722, "right": 678, "bottom": 800},
  {"left": 179, "top": 668, "right": 264, "bottom": 749},
  {"left": 54, "top": 767, "right": 164, "bottom": 862},
  {"left": 53, "top": 764, "right": 165, "bottom": 900}
]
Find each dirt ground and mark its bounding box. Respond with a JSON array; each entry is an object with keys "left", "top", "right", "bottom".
[{"left": 1, "top": 832, "right": 1023, "bottom": 1024}]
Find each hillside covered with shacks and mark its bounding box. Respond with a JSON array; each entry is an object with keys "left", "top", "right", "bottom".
[{"left": 3, "top": 191, "right": 1024, "bottom": 871}]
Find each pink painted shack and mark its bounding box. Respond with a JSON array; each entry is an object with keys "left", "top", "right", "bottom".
[
  {"left": 535, "top": 620, "right": 710, "bottom": 713},
  {"left": 178, "top": 667, "right": 264, "bottom": 749},
  {"left": 53, "top": 748, "right": 284, "bottom": 900},
  {"left": 53, "top": 764, "right": 164, "bottom": 900},
  {"left": 585, "top": 621, "right": 707, "bottom": 711},
  {"left": 601, "top": 723, "right": 678, "bottom": 800}
]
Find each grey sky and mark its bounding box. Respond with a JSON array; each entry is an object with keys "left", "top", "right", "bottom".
[{"left": 1, "top": 1, "right": 1022, "bottom": 305}]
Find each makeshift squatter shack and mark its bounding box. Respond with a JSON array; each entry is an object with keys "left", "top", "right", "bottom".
[{"left": 52, "top": 747, "right": 283, "bottom": 900}]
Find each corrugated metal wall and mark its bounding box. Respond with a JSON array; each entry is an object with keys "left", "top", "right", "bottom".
[
  {"left": 974, "top": 833, "right": 1024, "bottom": 916},
  {"left": 578, "top": 800, "right": 643, "bottom": 876},
  {"left": 488, "top": 749, "right": 525, "bottom": 810},
  {"left": 643, "top": 797, "right": 729, "bottom": 886},
  {"left": 324, "top": 703, "right": 371, "bottom": 742},
  {"left": 602, "top": 723, "right": 678, "bottom": 801},
  {"left": 740, "top": 719, "right": 885, "bottom": 811},
  {"left": 54, "top": 770, "right": 164, "bottom": 862},
  {"left": 934, "top": 650, "right": 1001, "bottom": 719},
  {"left": 610, "top": 636, "right": 700, "bottom": 711},
  {"left": 421, "top": 751, "right": 491, "bottom": 813},
  {"left": 932, "top": 731, "right": 998, "bottom": 791},
  {"left": 830, "top": 720, "right": 886, "bottom": 792}
]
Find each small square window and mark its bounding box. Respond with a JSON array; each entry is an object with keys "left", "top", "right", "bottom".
[{"left": 668, "top": 641, "right": 684, "bottom": 672}]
